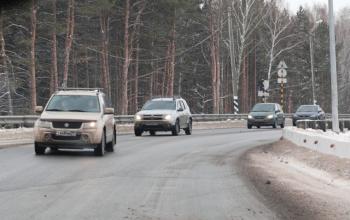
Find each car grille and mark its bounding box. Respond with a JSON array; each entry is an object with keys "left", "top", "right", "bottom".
[
  {"left": 254, "top": 116, "right": 266, "bottom": 119},
  {"left": 52, "top": 134, "right": 81, "bottom": 141},
  {"left": 143, "top": 115, "right": 163, "bottom": 120},
  {"left": 52, "top": 122, "right": 82, "bottom": 129}
]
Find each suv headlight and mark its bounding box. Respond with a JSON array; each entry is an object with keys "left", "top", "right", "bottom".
[
  {"left": 135, "top": 114, "right": 142, "bottom": 121},
  {"left": 83, "top": 121, "right": 97, "bottom": 129},
  {"left": 164, "top": 114, "right": 172, "bottom": 121},
  {"left": 248, "top": 115, "right": 253, "bottom": 119},
  {"left": 37, "top": 120, "right": 51, "bottom": 128},
  {"left": 266, "top": 114, "right": 274, "bottom": 119}
]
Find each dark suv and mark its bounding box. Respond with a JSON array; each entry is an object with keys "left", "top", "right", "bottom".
[
  {"left": 292, "top": 105, "right": 325, "bottom": 126},
  {"left": 134, "top": 97, "right": 192, "bottom": 136},
  {"left": 247, "top": 103, "right": 285, "bottom": 129}
]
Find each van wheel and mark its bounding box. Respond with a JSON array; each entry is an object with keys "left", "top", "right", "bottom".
[
  {"left": 34, "top": 142, "right": 46, "bottom": 155},
  {"left": 172, "top": 120, "right": 180, "bottom": 136},
  {"left": 94, "top": 132, "right": 105, "bottom": 156},
  {"left": 150, "top": 131, "right": 156, "bottom": 136}
]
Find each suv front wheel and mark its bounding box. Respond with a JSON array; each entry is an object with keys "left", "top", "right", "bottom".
[
  {"left": 184, "top": 119, "right": 192, "bottom": 135},
  {"left": 34, "top": 142, "right": 46, "bottom": 155},
  {"left": 94, "top": 132, "right": 105, "bottom": 156},
  {"left": 106, "top": 130, "right": 115, "bottom": 152},
  {"left": 172, "top": 120, "right": 180, "bottom": 136}
]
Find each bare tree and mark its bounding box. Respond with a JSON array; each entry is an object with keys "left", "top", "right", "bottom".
[
  {"left": 229, "top": 0, "right": 264, "bottom": 109},
  {"left": 63, "top": 0, "right": 75, "bottom": 87},
  {"left": 208, "top": 0, "right": 222, "bottom": 114},
  {"left": 50, "top": 0, "right": 58, "bottom": 94},
  {"left": 121, "top": 0, "right": 130, "bottom": 115},
  {"left": 30, "top": 0, "right": 37, "bottom": 112},
  {"left": 0, "top": 7, "right": 13, "bottom": 115},
  {"left": 263, "top": 1, "right": 300, "bottom": 84}
]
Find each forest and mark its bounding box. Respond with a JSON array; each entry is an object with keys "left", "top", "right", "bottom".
[{"left": 0, "top": 0, "right": 350, "bottom": 115}]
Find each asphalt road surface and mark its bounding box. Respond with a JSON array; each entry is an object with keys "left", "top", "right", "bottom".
[{"left": 0, "top": 128, "right": 282, "bottom": 220}]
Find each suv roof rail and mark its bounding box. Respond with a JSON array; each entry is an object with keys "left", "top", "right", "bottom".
[
  {"left": 151, "top": 95, "right": 183, "bottom": 100},
  {"left": 57, "top": 87, "right": 104, "bottom": 93}
]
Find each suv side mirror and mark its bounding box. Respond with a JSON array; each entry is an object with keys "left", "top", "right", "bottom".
[
  {"left": 177, "top": 108, "right": 184, "bottom": 112},
  {"left": 35, "top": 106, "right": 43, "bottom": 113},
  {"left": 104, "top": 107, "right": 115, "bottom": 114}
]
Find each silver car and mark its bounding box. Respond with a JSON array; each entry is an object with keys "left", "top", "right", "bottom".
[
  {"left": 134, "top": 97, "right": 192, "bottom": 136},
  {"left": 34, "top": 89, "right": 116, "bottom": 156}
]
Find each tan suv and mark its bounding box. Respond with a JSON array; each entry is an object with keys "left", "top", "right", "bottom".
[{"left": 34, "top": 88, "right": 116, "bottom": 156}]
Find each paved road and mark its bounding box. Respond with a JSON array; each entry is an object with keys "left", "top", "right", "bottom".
[{"left": 0, "top": 128, "right": 282, "bottom": 220}]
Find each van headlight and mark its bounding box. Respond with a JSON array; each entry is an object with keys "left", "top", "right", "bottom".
[
  {"left": 83, "top": 121, "right": 97, "bottom": 129},
  {"left": 135, "top": 114, "right": 142, "bottom": 121},
  {"left": 37, "top": 120, "right": 51, "bottom": 128},
  {"left": 164, "top": 114, "right": 172, "bottom": 121},
  {"left": 266, "top": 114, "right": 274, "bottom": 119}
]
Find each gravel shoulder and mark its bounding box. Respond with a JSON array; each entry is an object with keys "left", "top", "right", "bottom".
[{"left": 240, "top": 139, "right": 350, "bottom": 220}]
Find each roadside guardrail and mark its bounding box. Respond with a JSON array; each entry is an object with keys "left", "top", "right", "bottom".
[
  {"left": 296, "top": 119, "right": 350, "bottom": 132},
  {"left": 1, "top": 114, "right": 350, "bottom": 127}
]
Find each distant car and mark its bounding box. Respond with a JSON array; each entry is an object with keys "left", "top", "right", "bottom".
[
  {"left": 33, "top": 88, "right": 116, "bottom": 156},
  {"left": 134, "top": 97, "right": 192, "bottom": 136},
  {"left": 292, "top": 105, "right": 325, "bottom": 126},
  {"left": 247, "top": 103, "right": 285, "bottom": 129}
]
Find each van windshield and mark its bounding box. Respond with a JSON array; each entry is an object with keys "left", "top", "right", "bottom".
[{"left": 46, "top": 95, "right": 100, "bottom": 113}]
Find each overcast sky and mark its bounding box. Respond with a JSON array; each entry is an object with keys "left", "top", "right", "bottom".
[{"left": 284, "top": 0, "right": 350, "bottom": 14}]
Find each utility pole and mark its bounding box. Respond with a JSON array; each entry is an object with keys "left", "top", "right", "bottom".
[
  {"left": 328, "top": 0, "right": 339, "bottom": 133},
  {"left": 309, "top": 34, "right": 316, "bottom": 105}
]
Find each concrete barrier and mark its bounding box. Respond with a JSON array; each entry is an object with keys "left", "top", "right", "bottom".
[{"left": 283, "top": 127, "right": 350, "bottom": 159}]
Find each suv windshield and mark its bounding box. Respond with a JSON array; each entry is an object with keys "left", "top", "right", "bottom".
[
  {"left": 46, "top": 95, "right": 100, "bottom": 112},
  {"left": 142, "top": 100, "right": 176, "bottom": 110},
  {"left": 251, "top": 104, "right": 274, "bottom": 112},
  {"left": 297, "top": 105, "right": 317, "bottom": 112}
]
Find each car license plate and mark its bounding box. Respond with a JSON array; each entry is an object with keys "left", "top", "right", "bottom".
[{"left": 56, "top": 131, "right": 76, "bottom": 137}]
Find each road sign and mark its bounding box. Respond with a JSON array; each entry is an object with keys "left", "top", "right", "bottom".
[
  {"left": 277, "top": 78, "right": 287, "bottom": 84},
  {"left": 263, "top": 80, "right": 269, "bottom": 90},
  {"left": 258, "top": 91, "right": 269, "bottom": 97},
  {"left": 277, "top": 68, "right": 287, "bottom": 78},
  {"left": 277, "top": 60, "right": 288, "bottom": 69}
]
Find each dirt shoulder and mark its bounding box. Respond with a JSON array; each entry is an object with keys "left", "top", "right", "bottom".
[{"left": 240, "top": 139, "right": 350, "bottom": 220}]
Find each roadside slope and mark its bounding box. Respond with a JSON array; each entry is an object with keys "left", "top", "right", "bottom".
[{"left": 240, "top": 139, "right": 350, "bottom": 220}]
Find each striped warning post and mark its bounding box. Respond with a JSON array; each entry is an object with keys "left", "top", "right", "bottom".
[{"left": 233, "top": 96, "right": 239, "bottom": 114}]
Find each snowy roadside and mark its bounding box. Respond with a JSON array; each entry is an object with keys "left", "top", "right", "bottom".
[
  {"left": 283, "top": 126, "right": 350, "bottom": 159},
  {"left": 0, "top": 128, "right": 34, "bottom": 148},
  {"left": 241, "top": 139, "right": 350, "bottom": 220},
  {"left": 116, "top": 120, "right": 246, "bottom": 134}
]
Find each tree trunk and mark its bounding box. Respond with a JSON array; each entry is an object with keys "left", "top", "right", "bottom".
[
  {"left": 209, "top": 1, "right": 217, "bottom": 113},
  {"left": 100, "top": 13, "right": 111, "bottom": 98},
  {"left": 50, "top": 0, "right": 58, "bottom": 94},
  {"left": 121, "top": 0, "right": 130, "bottom": 115},
  {"left": 30, "top": 0, "right": 37, "bottom": 113},
  {"left": 167, "top": 14, "right": 176, "bottom": 97},
  {"left": 63, "top": 0, "right": 75, "bottom": 87},
  {"left": 0, "top": 7, "right": 13, "bottom": 115},
  {"left": 134, "top": 40, "right": 139, "bottom": 112}
]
